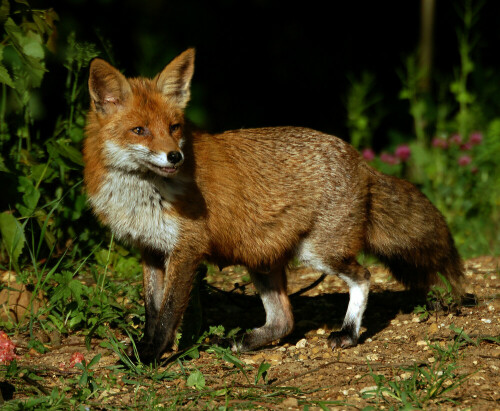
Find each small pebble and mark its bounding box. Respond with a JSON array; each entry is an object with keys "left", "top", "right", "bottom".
[
  {"left": 281, "top": 398, "right": 299, "bottom": 408},
  {"left": 295, "top": 338, "right": 307, "bottom": 348}
]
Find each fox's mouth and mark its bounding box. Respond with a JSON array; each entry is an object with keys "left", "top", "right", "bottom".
[
  {"left": 157, "top": 166, "right": 177, "bottom": 174},
  {"left": 148, "top": 163, "right": 180, "bottom": 176}
]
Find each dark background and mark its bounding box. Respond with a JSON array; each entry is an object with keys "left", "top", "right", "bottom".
[{"left": 43, "top": 0, "right": 500, "bottom": 148}]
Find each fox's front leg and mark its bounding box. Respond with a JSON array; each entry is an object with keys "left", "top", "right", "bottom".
[
  {"left": 141, "top": 251, "right": 200, "bottom": 363},
  {"left": 139, "top": 250, "right": 167, "bottom": 354}
]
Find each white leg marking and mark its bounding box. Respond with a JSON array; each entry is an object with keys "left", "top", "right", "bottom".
[
  {"left": 339, "top": 274, "right": 369, "bottom": 336},
  {"left": 296, "top": 239, "right": 369, "bottom": 337}
]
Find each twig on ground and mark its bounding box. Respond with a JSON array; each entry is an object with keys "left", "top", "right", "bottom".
[{"left": 290, "top": 274, "right": 326, "bottom": 298}]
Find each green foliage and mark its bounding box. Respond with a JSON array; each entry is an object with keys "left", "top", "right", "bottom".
[
  {"left": 359, "top": 0, "right": 499, "bottom": 257},
  {"left": 0, "top": 0, "right": 139, "bottom": 345},
  {"left": 362, "top": 331, "right": 472, "bottom": 408},
  {"left": 421, "top": 273, "right": 457, "bottom": 316},
  {"left": 408, "top": 126, "right": 499, "bottom": 256},
  {"left": 362, "top": 325, "right": 495, "bottom": 409},
  {"left": 255, "top": 361, "right": 271, "bottom": 384},
  {"left": 64, "top": 354, "right": 103, "bottom": 403},
  {"left": 0, "top": 388, "right": 68, "bottom": 410},
  {"left": 414, "top": 280, "right": 468, "bottom": 338},
  {"left": 414, "top": 274, "right": 463, "bottom": 322},
  {"left": 0, "top": 211, "right": 25, "bottom": 268},
  {"left": 43, "top": 260, "right": 143, "bottom": 340},
  {"left": 27, "top": 337, "right": 48, "bottom": 354},
  {"left": 0, "top": 0, "right": 102, "bottom": 273},
  {"left": 399, "top": 54, "right": 432, "bottom": 145},
  {"left": 413, "top": 304, "right": 430, "bottom": 322},
  {"left": 186, "top": 369, "right": 205, "bottom": 390},
  {"left": 451, "top": 0, "right": 482, "bottom": 138},
  {"left": 346, "top": 72, "right": 381, "bottom": 149}
]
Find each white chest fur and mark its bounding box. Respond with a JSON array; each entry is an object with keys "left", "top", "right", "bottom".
[{"left": 89, "top": 170, "right": 180, "bottom": 253}]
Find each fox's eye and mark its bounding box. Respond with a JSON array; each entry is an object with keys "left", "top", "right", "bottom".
[
  {"left": 169, "top": 123, "right": 181, "bottom": 134},
  {"left": 132, "top": 127, "right": 145, "bottom": 135}
]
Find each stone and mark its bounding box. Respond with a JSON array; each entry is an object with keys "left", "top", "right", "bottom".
[
  {"left": 295, "top": 338, "right": 307, "bottom": 349},
  {"left": 281, "top": 397, "right": 299, "bottom": 408}
]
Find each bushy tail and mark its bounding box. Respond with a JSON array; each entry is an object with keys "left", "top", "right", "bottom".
[{"left": 364, "top": 166, "right": 464, "bottom": 297}]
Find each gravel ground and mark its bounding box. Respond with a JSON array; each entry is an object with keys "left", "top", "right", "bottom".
[{"left": 8, "top": 256, "right": 500, "bottom": 409}]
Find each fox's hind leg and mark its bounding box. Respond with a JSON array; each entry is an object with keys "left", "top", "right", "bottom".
[
  {"left": 298, "top": 240, "right": 370, "bottom": 349},
  {"left": 233, "top": 266, "right": 294, "bottom": 352},
  {"left": 327, "top": 259, "right": 371, "bottom": 349}
]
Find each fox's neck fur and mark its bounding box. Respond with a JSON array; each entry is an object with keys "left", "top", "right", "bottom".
[{"left": 89, "top": 167, "right": 181, "bottom": 252}]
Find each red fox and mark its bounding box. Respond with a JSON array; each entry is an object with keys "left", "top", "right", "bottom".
[{"left": 83, "top": 49, "right": 464, "bottom": 363}]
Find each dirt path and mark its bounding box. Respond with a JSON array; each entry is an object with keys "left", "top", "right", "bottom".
[{"left": 9, "top": 256, "right": 500, "bottom": 409}]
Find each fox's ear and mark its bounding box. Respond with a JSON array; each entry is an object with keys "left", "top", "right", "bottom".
[
  {"left": 155, "top": 48, "right": 195, "bottom": 109},
  {"left": 88, "top": 59, "right": 131, "bottom": 115}
]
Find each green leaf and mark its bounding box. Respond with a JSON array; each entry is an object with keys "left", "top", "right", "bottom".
[
  {"left": 255, "top": 361, "right": 271, "bottom": 384},
  {"left": 27, "top": 338, "right": 49, "bottom": 354},
  {"left": 30, "top": 162, "right": 54, "bottom": 185},
  {"left": 399, "top": 89, "right": 411, "bottom": 100},
  {"left": 222, "top": 351, "right": 250, "bottom": 383},
  {"left": 68, "top": 125, "right": 84, "bottom": 143},
  {"left": 184, "top": 346, "right": 200, "bottom": 360},
  {"left": 17, "top": 176, "right": 40, "bottom": 216},
  {"left": 68, "top": 278, "right": 84, "bottom": 304},
  {"left": 186, "top": 369, "right": 205, "bottom": 390},
  {"left": 0, "top": 156, "right": 9, "bottom": 172},
  {"left": 0, "top": 64, "right": 14, "bottom": 88},
  {"left": 22, "top": 34, "right": 45, "bottom": 60},
  {"left": 226, "top": 327, "right": 241, "bottom": 339},
  {"left": 4, "top": 18, "right": 23, "bottom": 50},
  {"left": 68, "top": 312, "right": 84, "bottom": 328},
  {"left": 47, "top": 140, "right": 84, "bottom": 167},
  {"left": 0, "top": 212, "right": 25, "bottom": 266},
  {"left": 87, "top": 353, "right": 101, "bottom": 369},
  {"left": 32, "top": 14, "right": 53, "bottom": 38},
  {"left": 23, "top": 55, "right": 46, "bottom": 87},
  {"left": 4, "top": 18, "right": 47, "bottom": 87},
  {"left": 0, "top": 0, "right": 9, "bottom": 23}
]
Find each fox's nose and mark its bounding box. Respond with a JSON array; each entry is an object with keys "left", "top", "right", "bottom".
[{"left": 167, "top": 151, "right": 183, "bottom": 165}]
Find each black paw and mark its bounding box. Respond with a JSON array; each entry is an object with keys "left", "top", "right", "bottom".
[
  {"left": 206, "top": 334, "right": 234, "bottom": 349},
  {"left": 327, "top": 331, "right": 358, "bottom": 350},
  {"left": 461, "top": 292, "right": 477, "bottom": 307},
  {"left": 125, "top": 340, "right": 158, "bottom": 364},
  {"left": 230, "top": 332, "right": 261, "bottom": 353},
  {"left": 231, "top": 340, "right": 250, "bottom": 353}
]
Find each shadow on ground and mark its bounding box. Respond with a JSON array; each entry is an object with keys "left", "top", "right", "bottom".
[{"left": 197, "top": 282, "right": 424, "bottom": 348}]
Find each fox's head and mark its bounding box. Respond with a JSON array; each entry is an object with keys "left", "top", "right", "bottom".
[{"left": 87, "top": 49, "right": 195, "bottom": 178}]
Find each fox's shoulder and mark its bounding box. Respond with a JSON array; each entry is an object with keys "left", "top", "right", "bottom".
[
  {"left": 189, "top": 125, "right": 360, "bottom": 180},
  {"left": 192, "top": 126, "right": 345, "bottom": 149},
  {"left": 218, "top": 126, "right": 335, "bottom": 140},
  {"left": 200, "top": 126, "right": 355, "bottom": 158}
]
